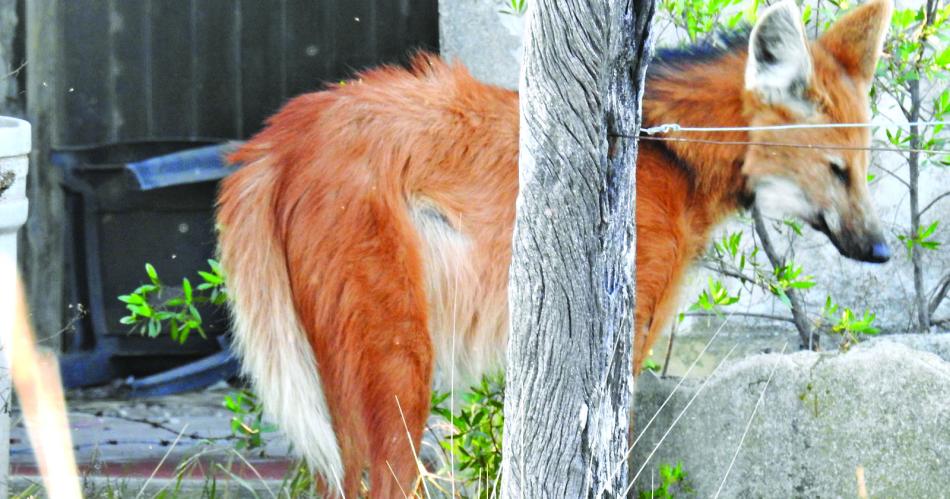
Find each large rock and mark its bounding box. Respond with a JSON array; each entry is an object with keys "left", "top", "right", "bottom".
[
  {"left": 864, "top": 333, "right": 950, "bottom": 362},
  {"left": 632, "top": 340, "right": 950, "bottom": 497}
]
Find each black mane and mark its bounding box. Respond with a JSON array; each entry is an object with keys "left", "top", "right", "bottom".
[{"left": 649, "top": 27, "right": 751, "bottom": 72}]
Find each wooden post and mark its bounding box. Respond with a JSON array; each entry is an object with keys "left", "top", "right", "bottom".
[{"left": 502, "top": 0, "right": 654, "bottom": 496}]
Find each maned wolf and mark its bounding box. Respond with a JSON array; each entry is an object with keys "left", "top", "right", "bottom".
[{"left": 217, "top": 0, "right": 892, "bottom": 495}]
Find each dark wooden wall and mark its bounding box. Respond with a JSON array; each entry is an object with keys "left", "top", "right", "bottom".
[
  {"left": 55, "top": 0, "right": 438, "bottom": 148},
  {"left": 23, "top": 0, "right": 439, "bottom": 344}
]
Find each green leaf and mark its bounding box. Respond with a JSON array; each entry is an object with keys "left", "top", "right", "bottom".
[
  {"left": 129, "top": 304, "right": 153, "bottom": 318},
  {"left": 133, "top": 284, "right": 158, "bottom": 294},
  {"left": 145, "top": 263, "right": 159, "bottom": 285},
  {"left": 147, "top": 318, "right": 160, "bottom": 337},
  {"left": 198, "top": 271, "right": 223, "bottom": 285},
  {"left": 189, "top": 305, "right": 202, "bottom": 323},
  {"left": 936, "top": 45, "right": 950, "bottom": 67},
  {"left": 118, "top": 294, "right": 144, "bottom": 305},
  {"left": 783, "top": 218, "right": 803, "bottom": 236},
  {"left": 789, "top": 280, "right": 816, "bottom": 289},
  {"left": 183, "top": 278, "right": 193, "bottom": 302},
  {"left": 920, "top": 220, "right": 938, "bottom": 239},
  {"left": 208, "top": 259, "right": 223, "bottom": 276},
  {"left": 154, "top": 311, "right": 175, "bottom": 321}
]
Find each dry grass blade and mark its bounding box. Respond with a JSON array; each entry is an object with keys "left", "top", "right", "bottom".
[
  {"left": 386, "top": 461, "right": 410, "bottom": 498},
  {"left": 222, "top": 447, "right": 278, "bottom": 499},
  {"left": 712, "top": 342, "right": 788, "bottom": 498},
  {"left": 214, "top": 461, "right": 263, "bottom": 499},
  {"left": 0, "top": 259, "right": 81, "bottom": 499},
  {"left": 395, "top": 395, "right": 431, "bottom": 499},
  {"left": 624, "top": 341, "right": 741, "bottom": 497},
  {"left": 135, "top": 423, "right": 188, "bottom": 499},
  {"left": 602, "top": 310, "right": 735, "bottom": 493},
  {"left": 856, "top": 465, "right": 868, "bottom": 499}
]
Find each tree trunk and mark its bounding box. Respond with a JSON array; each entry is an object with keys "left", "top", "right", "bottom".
[
  {"left": 907, "top": 79, "right": 930, "bottom": 332},
  {"left": 502, "top": 1, "right": 653, "bottom": 497},
  {"left": 752, "top": 209, "right": 818, "bottom": 350}
]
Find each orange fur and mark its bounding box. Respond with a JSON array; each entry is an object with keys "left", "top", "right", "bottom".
[{"left": 217, "top": 1, "right": 892, "bottom": 495}]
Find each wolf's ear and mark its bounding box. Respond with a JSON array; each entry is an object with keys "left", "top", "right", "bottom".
[
  {"left": 819, "top": 0, "right": 893, "bottom": 86},
  {"left": 745, "top": 0, "right": 812, "bottom": 106}
]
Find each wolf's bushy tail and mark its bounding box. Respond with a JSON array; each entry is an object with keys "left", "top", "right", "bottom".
[{"left": 217, "top": 161, "right": 344, "bottom": 493}]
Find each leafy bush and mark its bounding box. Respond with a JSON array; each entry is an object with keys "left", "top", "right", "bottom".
[
  {"left": 119, "top": 262, "right": 269, "bottom": 453},
  {"left": 638, "top": 461, "right": 693, "bottom": 499},
  {"left": 223, "top": 390, "right": 276, "bottom": 455},
  {"left": 431, "top": 374, "right": 506, "bottom": 498},
  {"left": 118, "top": 260, "right": 226, "bottom": 343}
]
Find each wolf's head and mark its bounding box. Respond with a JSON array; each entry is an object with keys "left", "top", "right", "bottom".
[{"left": 742, "top": 0, "right": 893, "bottom": 263}]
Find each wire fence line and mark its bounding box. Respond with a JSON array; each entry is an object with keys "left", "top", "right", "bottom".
[
  {"left": 640, "top": 120, "right": 950, "bottom": 135},
  {"left": 606, "top": 119, "right": 950, "bottom": 156},
  {"left": 633, "top": 136, "right": 948, "bottom": 155}
]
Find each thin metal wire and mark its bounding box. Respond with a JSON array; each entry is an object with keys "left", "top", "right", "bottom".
[
  {"left": 641, "top": 120, "right": 950, "bottom": 135},
  {"left": 713, "top": 343, "right": 789, "bottom": 498},
  {"left": 627, "top": 135, "right": 949, "bottom": 155}
]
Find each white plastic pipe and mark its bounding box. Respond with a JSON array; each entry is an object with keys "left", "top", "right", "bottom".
[{"left": 0, "top": 116, "right": 32, "bottom": 497}]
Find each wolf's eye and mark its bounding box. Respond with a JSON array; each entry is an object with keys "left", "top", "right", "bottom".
[{"left": 829, "top": 161, "right": 849, "bottom": 185}]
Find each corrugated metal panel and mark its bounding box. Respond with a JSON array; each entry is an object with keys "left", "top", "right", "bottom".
[{"left": 51, "top": 0, "right": 438, "bottom": 149}]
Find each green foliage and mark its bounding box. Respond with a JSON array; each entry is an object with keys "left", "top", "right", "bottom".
[
  {"left": 638, "top": 461, "right": 694, "bottom": 499},
  {"left": 642, "top": 356, "right": 662, "bottom": 373},
  {"left": 499, "top": 0, "right": 528, "bottom": 16},
  {"left": 819, "top": 296, "right": 880, "bottom": 350},
  {"left": 770, "top": 262, "right": 816, "bottom": 308},
  {"left": 703, "top": 228, "right": 815, "bottom": 311},
  {"left": 697, "top": 219, "right": 878, "bottom": 351},
  {"left": 877, "top": 3, "right": 950, "bottom": 158},
  {"left": 118, "top": 259, "right": 227, "bottom": 344},
  {"left": 898, "top": 220, "right": 942, "bottom": 254},
  {"left": 797, "top": 382, "right": 825, "bottom": 418},
  {"left": 431, "top": 374, "right": 505, "bottom": 498},
  {"left": 875, "top": 1, "right": 950, "bottom": 328},
  {"left": 659, "top": 0, "right": 750, "bottom": 42},
  {"left": 879, "top": 4, "right": 950, "bottom": 82},
  {"left": 118, "top": 261, "right": 271, "bottom": 455},
  {"left": 223, "top": 390, "right": 277, "bottom": 455},
  {"left": 692, "top": 277, "right": 741, "bottom": 315}
]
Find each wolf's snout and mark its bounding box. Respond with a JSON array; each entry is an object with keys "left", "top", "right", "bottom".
[
  {"left": 868, "top": 241, "right": 892, "bottom": 263},
  {"left": 810, "top": 213, "right": 891, "bottom": 264},
  {"left": 848, "top": 233, "right": 891, "bottom": 264}
]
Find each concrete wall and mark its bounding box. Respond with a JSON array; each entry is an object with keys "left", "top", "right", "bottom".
[{"left": 439, "top": 0, "right": 524, "bottom": 89}]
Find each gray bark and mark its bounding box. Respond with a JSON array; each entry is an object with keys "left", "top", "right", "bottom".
[{"left": 502, "top": 0, "right": 653, "bottom": 497}]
